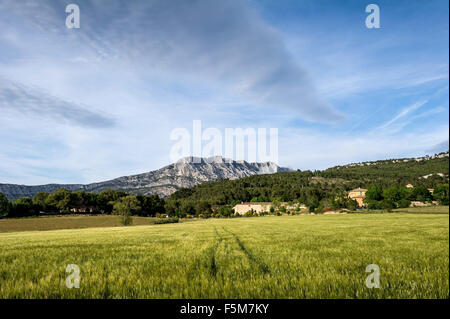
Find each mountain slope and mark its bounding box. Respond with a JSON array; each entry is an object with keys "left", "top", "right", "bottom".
[
  {"left": 319, "top": 152, "right": 449, "bottom": 180},
  {"left": 0, "top": 157, "right": 290, "bottom": 200},
  {"left": 166, "top": 152, "right": 449, "bottom": 205}
]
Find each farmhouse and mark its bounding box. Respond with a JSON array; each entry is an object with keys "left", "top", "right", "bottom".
[
  {"left": 348, "top": 188, "right": 367, "bottom": 207},
  {"left": 410, "top": 201, "right": 439, "bottom": 207},
  {"left": 232, "top": 202, "right": 307, "bottom": 215},
  {"left": 233, "top": 202, "right": 272, "bottom": 215},
  {"left": 69, "top": 206, "right": 95, "bottom": 213}
]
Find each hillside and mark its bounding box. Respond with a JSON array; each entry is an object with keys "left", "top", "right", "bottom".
[
  {"left": 0, "top": 157, "right": 289, "bottom": 200},
  {"left": 320, "top": 152, "right": 449, "bottom": 180},
  {"left": 167, "top": 152, "right": 449, "bottom": 206}
]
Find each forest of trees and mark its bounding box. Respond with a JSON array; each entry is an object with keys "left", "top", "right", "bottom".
[
  {"left": 364, "top": 184, "right": 449, "bottom": 209},
  {"left": 0, "top": 189, "right": 165, "bottom": 218},
  {"left": 318, "top": 154, "right": 449, "bottom": 188}
]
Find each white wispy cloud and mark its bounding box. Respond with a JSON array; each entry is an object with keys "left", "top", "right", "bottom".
[
  {"left": 378, "top": 100, "right": 428, "bottom": 130},
  {"left": 0, "top": 78, "right": 115, "bottom": 128}
]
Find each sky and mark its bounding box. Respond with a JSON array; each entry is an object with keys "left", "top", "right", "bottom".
[{"left": 0, "top": 0, "right": 448, "bottom": 185}]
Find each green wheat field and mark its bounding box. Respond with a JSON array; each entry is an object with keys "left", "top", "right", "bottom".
[{"left": 0, "top": 209, "right": 448, "bottom": 298}]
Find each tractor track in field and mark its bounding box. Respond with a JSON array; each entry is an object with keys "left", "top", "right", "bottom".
[
  {"left": 221, "top": 227, "right": 270, "bottom": 274},
  {"left": 185, "top": 226, "right": 224, "bottom": 280},
  {"left": 206, "top": 226, "right": 224, "bottom": 277}
]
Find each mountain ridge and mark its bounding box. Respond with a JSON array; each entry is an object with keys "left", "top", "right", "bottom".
[{"left": 0, "top": 156, "right": 290, "bottom": 200}]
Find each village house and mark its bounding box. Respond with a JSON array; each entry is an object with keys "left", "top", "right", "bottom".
[
  {"left": 232, "top": 202, "right": 306, "bottom": 215},
  {"left": 348, "top": 188, "right": 367, "bottom": 207},
  {"left": 69, "top": 206, "right": 95, "bottom": 213},
  {"left": 233, "top": 202, "right": 272, "bottom": 215},
  {"left": 410, "top": 201, "right": 439, "bottom": 207}
]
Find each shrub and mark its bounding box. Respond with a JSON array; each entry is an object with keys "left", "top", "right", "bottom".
[
  {"left": 397, "top": 199, "right": 411, "bottom": 208},
  {"left": 381, "top": 199, "right": 396, "bottom": 211},
  {"left": 152, "top": 217, "right": 179, "bottom": 224},
  {"left": 367, "top": 200, "right": 382, "bottom": 210}
]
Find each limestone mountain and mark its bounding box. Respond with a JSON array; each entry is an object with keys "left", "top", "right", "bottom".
[{"left": 0, "top": 157, "right": 290, "bottom": 200}]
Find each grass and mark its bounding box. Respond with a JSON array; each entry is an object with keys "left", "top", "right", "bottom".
[
  {"left": 394, "top": 205, "right": 449, "bottom": 214},
  {"left": 0, "top": 215, "right": 158, "bottom": 232},
  {"left": 0, "top": 208, "right": 448, "bottom": 298},
  {"left": 349, "top": 205, "right": 450, "bottom": 215}
]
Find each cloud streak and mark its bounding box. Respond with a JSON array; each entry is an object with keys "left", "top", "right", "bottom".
[
  {"left": 0, "top": 78, "right": 114, "bottom": 128},
  {"left": 378, "top": 100, "right": 428, "bottom": 130}
]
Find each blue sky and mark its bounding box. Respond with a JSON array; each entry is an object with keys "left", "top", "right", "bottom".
[{"left": 0, "top": 0, "right": 448, "bottom": 185}]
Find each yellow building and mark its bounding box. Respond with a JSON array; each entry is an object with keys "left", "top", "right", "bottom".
[
  {"left": 348, "top": 188, "right": 367, "bottom": 207},
  {"left": 232, "top": 202, "right": 307, "bottom": 215},
  {"left": 233, "top": 202, "right": 272, "bottom": 215}
]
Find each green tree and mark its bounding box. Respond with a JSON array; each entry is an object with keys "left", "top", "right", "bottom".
[
  {"left": 381, "top": 199, "right": 396, "bottom": 211},
  {"left": 218, "top": 206, "right": 233, "bottom": 217},
  {"left": 112, "top": 195, "right": 140, "bottom": 226},
  {"left": 250, "top": 196, "right": 268, "bottom": 202},
  {"left": 347, "top": 199, "right": 359, "bottom": 210},
  {"left": 382, "top": 186, "right": 402, "bottom": 202},
  {"left": 96, "top": 190, "right": 127, "bottom": 214},
  {"left": 136, "top": 194, "right": 165, "bottom": 216},
  {"left": 32, "top": 192, "right": 50, "bottom": 212},
  {"left": 164, "top": 200, "right": 180, "bottom": 216},
  {"left": 195, "top": 201, "right": 212, "bottom": 216},
  {"left": 47, "top": 188, "right": 72, "bottom": 213},
  {"left": 433, "top": 185, "right": 449, "bottom": 205},
  {"left": 0, "top": 192, "right": 10, "bottom": 218},
  {"left": 365, "top": 185, "right": 383, "bottom": 202},
  {"left": 397, "top": 199, "right": 411, "bottom": 208},
  {"left": 11, "top": 197, "right": 36, "bottom": 217},
  {"left": 366, "top": 200, "right": 382, "bottom": 210},
  {"left": 411, "top": 186, "right": 433, "bottom": 202}
]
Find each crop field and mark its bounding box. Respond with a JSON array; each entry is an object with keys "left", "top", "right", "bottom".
[
  {"left": 0, "top": 210, "right": 448, "bottom": 298},
  {"left": 0, "top": 215, "right": 158, "bottom": 232}
]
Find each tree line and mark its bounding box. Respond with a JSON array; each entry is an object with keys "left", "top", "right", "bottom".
[{"left": 0, "top": 189, "right": 164, "bottom": 218}]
